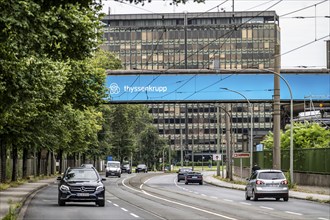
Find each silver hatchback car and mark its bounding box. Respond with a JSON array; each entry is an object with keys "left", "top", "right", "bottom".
[{"left": 245, "top": 169, "right": 289, "bottom": 201}]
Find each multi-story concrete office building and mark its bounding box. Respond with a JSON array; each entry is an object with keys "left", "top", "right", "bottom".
[
  {"left": 101, "top": 11, "right": 282, "bottom": 161},
  {"left": 101, "top": 11, "right": 280, "bottom": 70}
]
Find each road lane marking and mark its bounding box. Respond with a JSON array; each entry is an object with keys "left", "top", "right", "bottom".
[
  {"left": 142, "top": 190, "right": 237, "bottom": 220},
  {"left": 130, "top": 213, "right": 139, "bottom": 218},
  {"left": 113, "top": 203, "right": 119, "bottom": 207},
  {"left": 317, "top": 218, "right": 329, "bottom": 220},
  {"left": 285, "top": 211, "right": 302, "bottom": 216},
  {"left": 121, "top": 208, "right": 128, "bottom": 212},
  {"left": 201, "top": 194, "right": 207, "bottom": 196},
  {"left": 210, "top": 196, "right": 218, "bottom": 199},
  {"left": 223, "top": 199, "right": 233, "bottom": 202},
  {"left": 260, "top": 206, "right": 274, "bottom": 210},
  {"left": 107, "top": 200, "right": 112, "bottom": 203},
  {"left": 239, "top": 202, "right": 251, "bottom": 206}
]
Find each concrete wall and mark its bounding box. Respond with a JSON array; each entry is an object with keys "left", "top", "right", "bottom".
[{"left": 233, "top": 166, "right": 330, "bottom": 187}]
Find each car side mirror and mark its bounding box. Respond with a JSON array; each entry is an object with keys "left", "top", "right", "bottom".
[
  {"left": 102, "top": 177, "right": 106, "bottom": 181},
  {"left": 57, "top": 176, "right": 62, "bottom": 181},
  {"left": 246, "top": 178, "right": 250, "bottom": 181}
]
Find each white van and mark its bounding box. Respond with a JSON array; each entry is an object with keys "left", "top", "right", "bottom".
[{"left": 105, "top": 161, "right": 121, "bottom": 178}]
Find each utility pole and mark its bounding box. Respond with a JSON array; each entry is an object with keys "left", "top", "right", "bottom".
[
  {"left": 216, "top": 105, "right": 221, "bottom": 176},
  {"left": 273, "top": 44, "right": 281, "bottom": 170},
  {"left": 225, "top": 104, "right": 232, "bottom": 180},
  {"left": 184, "top": 11, "right": 188, "bottom": 69}
]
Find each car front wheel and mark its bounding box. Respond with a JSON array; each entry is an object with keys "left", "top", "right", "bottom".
[
  {"left": 245, "top": 191, "right": 251, "bottom": 200},
  {"left": 283, "top": 197, "right": 289, "bottom": 201},
  {"left": 97, "top": 199, "right": 105, "bottom": 207},
  {"left": 58, "top": 194, "right": 65, "bottom": 206}
]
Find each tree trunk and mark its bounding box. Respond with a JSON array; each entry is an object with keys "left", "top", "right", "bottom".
[
  {"left": 58, "top": 149, "right": 63, "bottom": 174},
  {"left": 51, "top": 151, "right": 55, "bottom": 175},
  {"left": 11, "top": 144, "right": 18, "bottom": 182},
  {"left": 37, "top": 150, "right": 41, "bottom": 176},
  {"left": 0, "top": 138, "right": 7, "bottom": 183},
  {"left": 22, "top": 147, "right": 28, "bottom": 179},
  {"left": 45, "top": 150, "right": 50, "bottom": 176}
]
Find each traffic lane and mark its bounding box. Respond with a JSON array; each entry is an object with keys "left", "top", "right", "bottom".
[
  {"left": 144, "top": 173, "right": 330, "bottom": 220},
  {"left": 22, "top": 183, "right": 141, "bottom": 220},
  {"left": 119, "top": 173, "right": 286, "bottom": 220},
  {"left": 106, "top": 173, "right": 221, "bottom": 220}
]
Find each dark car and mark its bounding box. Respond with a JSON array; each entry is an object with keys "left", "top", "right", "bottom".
[
  {"left": 245, "top": 169, "right": 289, "bottom": 201},
  {"left": 177, "top": 167, "right": 193, "bottom": 182},
  {"left": 57, "top": 167, "right": 106, "bottom": 206},
  {"left": 121, "top": 164, "right": 132, "bottom": 174},
  {"left": 185, "top": 171, "right": 203, "bottom": 185},
  {"left": 135, "top": 164, "right": 148, "bottom": 173}
]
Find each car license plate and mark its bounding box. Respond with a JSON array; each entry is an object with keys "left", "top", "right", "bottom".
[
  {"left": 77, "top": 193, "right": 89, "bottom": 197},
  {"left": 192, "top": 176, "right": 197, "bottom": 178}
]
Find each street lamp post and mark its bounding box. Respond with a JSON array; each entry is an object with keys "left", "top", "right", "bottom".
[{"left": 220, "top": 88, "right": 254, "bottom": 174}]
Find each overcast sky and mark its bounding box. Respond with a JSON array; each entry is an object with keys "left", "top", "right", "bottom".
[{"left": 102, "top": 0, "right": 330, "bottom": 69}]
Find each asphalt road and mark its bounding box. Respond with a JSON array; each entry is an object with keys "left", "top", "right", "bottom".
[{"left": 22, "top": 172, "right": 330, "bottom": 220}]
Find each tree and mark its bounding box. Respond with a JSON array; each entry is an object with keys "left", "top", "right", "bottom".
[
  {"left": 119, "top": 0, "right": 205, "bottom": 5},
  {"left": 138, "top": 125, "right": 166, "bottom": 170},
  {"left": 261, "top": 122, "right": 330, "bottom": 150},
  {"left": 0, "top": 0, "right": 105, "bottom": 181}
]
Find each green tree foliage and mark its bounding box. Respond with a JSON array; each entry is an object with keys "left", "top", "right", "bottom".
[
  {"left": 138, "top": 125, "right": 166, "bottom": 169},
  {"left": 119, "top": 0, "right": 205, "bottom": 6},
  {"left": 0, "top": 0, "right": 108, "bottom": 181},
  {"left": 106, "top": 104, "right": 152, "bottom": 162},
  {"left": 261, "top": 122, "right": 330, "bottom": 150}
]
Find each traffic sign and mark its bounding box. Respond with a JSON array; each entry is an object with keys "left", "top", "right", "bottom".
[
  {"left": 212, "top": 154, "right": 222, "bottom": 161},
  {"left": 233, "top": 153, "right": 250, "bottom": 158}
]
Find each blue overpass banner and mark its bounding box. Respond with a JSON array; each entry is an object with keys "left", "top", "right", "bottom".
[{"left": 105, "top": 74, "right": 330, "bottom": 101}]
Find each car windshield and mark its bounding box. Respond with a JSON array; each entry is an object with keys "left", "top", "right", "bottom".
[
  {"left": 138, "top": 164, "right": 146, "bottom": 168},
  {"left": 108, "top": 163, "right": 120, "bottom": 168},
  {"left": 259, "top": 172, "right": 285, "bottom": 180},
  {"left": 180, "top": 168, "right": 192, "bottom": 172},
  {"left": 65, "top": 169, "right": 98, "bottom": 181}
]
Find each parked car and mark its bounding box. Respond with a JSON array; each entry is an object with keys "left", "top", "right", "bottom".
[
  {"left": 177, "top": 167, "right": 193, "bottom": 182},
  {"left": 185, "top": 171, "right": 203, "bottom": 185},
  {"left": 105, "top": 161, "right": 121, "bottom": 178},
  {"left": 245, "top": 169, "right": 289, "bottom": 201},
  {"left": 121, "top": 164, "right": 132, "bottom": 174},
  {"left": 135, "top": 164, "right": 148, "bottom": 173},
  {"left": 57, "top": 167, "right": 106, "bottom": 206}
]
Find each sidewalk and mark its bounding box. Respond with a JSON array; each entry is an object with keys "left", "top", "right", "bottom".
[
  {"left": 202, "top": 171, "right": 330, "bottom": 203},
  {"left": 0, "top": 178, "right": 56, "bottom": 220}
]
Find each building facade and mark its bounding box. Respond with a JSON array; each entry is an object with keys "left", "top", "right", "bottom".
[
  {"left": 101, "top": 11, "right": 281, "bottom": 160},
  {"left": 101, "top": 11, "right": 280, "bottom": 70}
]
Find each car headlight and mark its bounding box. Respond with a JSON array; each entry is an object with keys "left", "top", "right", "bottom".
[
  {"left": 59, "top": 185, "right": 70, "bottom": 192},
  {"left": 96, "top": 185, "right": 104, "bottom": 192}
]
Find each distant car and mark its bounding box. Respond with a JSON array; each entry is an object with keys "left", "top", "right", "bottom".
[
  {"left": 177, "top": 167, "right": 193, "bottom": 182},
  {"left": 135, "top": 164, "right": 148, "bottom": 173},
  {"left": 121, "top": 164, "right": 132, "bottom": 174},
  {"left": 185, "top": 171, "right": 203, "bottom": 185},
  {"left": 245, "top": 169, "right": 289, "bottom": 201},
  {"left": 105, "top": 161, "right": 121, "bottom": 178},
  {"left": 81, "top": 164, "right": 94, "bottom": 168},
  {"left": 57, "top": 167, "right": 106, "bottom": 206}
]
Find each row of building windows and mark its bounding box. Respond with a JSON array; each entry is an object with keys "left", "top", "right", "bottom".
[{"left": 146, "top": 102, "right": 273, "bottom": 152}]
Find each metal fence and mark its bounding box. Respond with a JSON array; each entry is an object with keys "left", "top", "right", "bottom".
[{"left": 234, "top": 148, "right": 330, "bottom": 174}]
